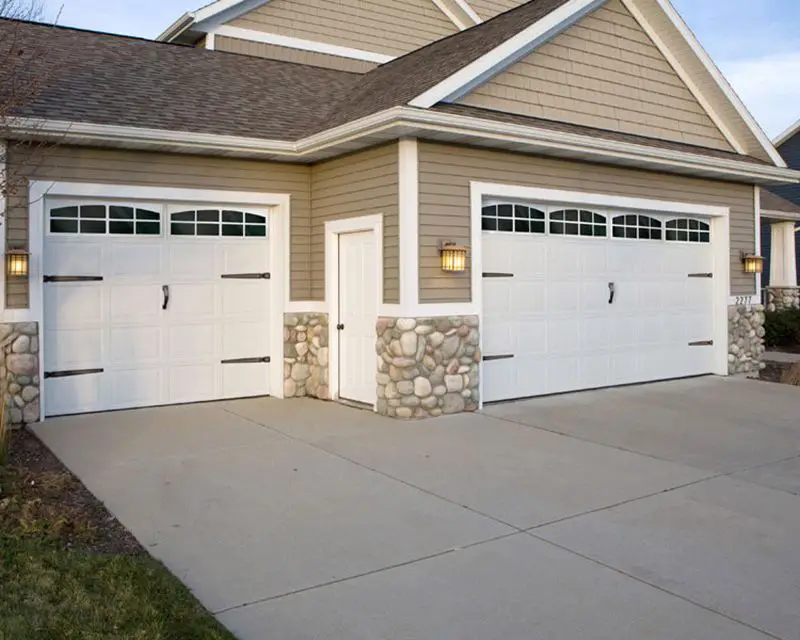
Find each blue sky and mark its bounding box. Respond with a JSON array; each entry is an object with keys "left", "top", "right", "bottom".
[{"left": 42, "top": 0, "right": 800, "bottom": 139}]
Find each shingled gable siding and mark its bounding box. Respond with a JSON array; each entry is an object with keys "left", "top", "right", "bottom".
[
  {"left": 310, "top": 144, "right": 400, "bottom": 304},
  {"left": 5, "top": 145, "right": 313, "bottom": 308},
  {"left": 214, "top": 36, "right": 378, "bottom": 73},
  {"left": 468, "top": 0, "right": 525, "bottom": 20},
  {"left": 229, "top": 0, "right": 457, "bottom": 58},
  {"left": 458, "top": 0, "right": 733, "bottom": 152},
  {"left": 418, "top": 142, "right": 756, "bottom": 302}
]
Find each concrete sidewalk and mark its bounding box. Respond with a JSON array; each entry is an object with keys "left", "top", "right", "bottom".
[{"left": 34, "top": 377, "right": 800, "bottom": 640}]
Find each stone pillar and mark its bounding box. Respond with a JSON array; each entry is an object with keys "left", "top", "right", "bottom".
[
  {"left": 375, "top": 316, "right": 480, "bottom": 419},
  {"left": 769, "top": 221, "right": 797, "bottom": 288},
  {"left": 283, "top": 313, "right": 330, "bottom": 399},
  {"left": 727, "top": 305, "right": 765, "bottom": 375},
  {"left": 765, "top": 287, "right": 800, "bottom": 311},
  {"left": 0, "top": 322, "right": 40, "bottom": 425}
]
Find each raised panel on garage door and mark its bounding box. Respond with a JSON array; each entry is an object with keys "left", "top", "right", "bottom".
[
  {"left": 481, "top": 204, "right": 715, "bottom": 403},
  {"left": 43, "top": 200, "right": 273, "bottom": 416}
]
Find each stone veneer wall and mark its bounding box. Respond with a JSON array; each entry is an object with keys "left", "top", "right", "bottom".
[
  {"left": 728, "top": 305, "right": 766, "bottom": 375},
  {"left": 765, "top": 287, "right": 800, "bottom": 312},
  {"left": 1, "top": 322, "right": 40, "bottom": 426},
  {"left": 283, "top": 313, "right": 329, "bottom": 400},
  {"left": 376, "top": 316, "right": 480, "bottom": 419}
]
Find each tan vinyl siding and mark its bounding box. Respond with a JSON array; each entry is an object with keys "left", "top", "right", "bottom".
[
  {"left": 418, "top": 142, "right": 756, "bottom": 302},
  {"left": 230, "top": 0, "right": 457, "bottom": 58},
  {"left": 458, "top": 0, "right": 733, "bottom": 152},
  {"left": 215, "top": 36, "right": 377, "bottom": 72},
  {"left": 5, "top": 145, "right": 312, "bottom": 308},
  {"left": 468, "top": 0, "right": 524, "bottom": 20},
  {"left": 311, "top": 144, "right": 399, "bottom": 304}
]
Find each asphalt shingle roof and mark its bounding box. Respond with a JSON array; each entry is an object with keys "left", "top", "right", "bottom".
[
  {"left": 0, "top": 6, "right": 775, "bottom": 168},
  {"left": 0, "top": 19, "right": 361, "bottom": 140}
]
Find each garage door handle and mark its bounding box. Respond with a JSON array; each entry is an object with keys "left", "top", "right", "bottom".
[
  {"left": 162, "top": 285, "right": 170, "bottom": 310},
  {"left": 608, "top": 282, "right": 615, "bottom": 304}
]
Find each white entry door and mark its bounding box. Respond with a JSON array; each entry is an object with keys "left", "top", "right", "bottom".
[
  {"left": 43, "top": 199, "right": 273, "bottom": 416},
  {"left": 337, "top": 231, "right": 378, "bottom": 405},
  {"left": 482, "top": 203, "right": 716, "bottom": 403}
]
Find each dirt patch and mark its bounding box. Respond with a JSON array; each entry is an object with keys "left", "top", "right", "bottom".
[{"left": 1, "top": 428, "right": 144, "bottom": 557}]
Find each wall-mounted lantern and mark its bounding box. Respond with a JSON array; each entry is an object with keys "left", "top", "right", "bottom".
[
  {"left": 439, "top": 240, "right": 468, "bottom": 273},
  {"left": 740, "top": 251, "right": 764, "bottom": 274},
  {"left": 6, "top": 248, "right": 30, "bottom": 278}
]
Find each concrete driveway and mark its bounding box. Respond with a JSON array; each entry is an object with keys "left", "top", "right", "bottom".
[{"left": 34, "top": 376, "right": 800, "bottom": 640}]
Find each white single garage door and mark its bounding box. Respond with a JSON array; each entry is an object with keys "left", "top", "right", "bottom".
[
  {"left": 482, "top": 201, "right": 715, "bottom": 403},
  {"left": 43, "top": 199, "right": 273, "bottom": 416}
]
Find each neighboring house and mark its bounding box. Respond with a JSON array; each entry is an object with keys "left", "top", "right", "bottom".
[
  {"left": 1, "top": 0, "right": 798, "bottom": 425},
  {"left": 761, "top": 120, "right": 800, "bottom": 310}
]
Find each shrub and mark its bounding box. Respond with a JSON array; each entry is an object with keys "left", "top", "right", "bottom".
[{"left": 764, "top": 309, "right": 800, "bottom": 348}]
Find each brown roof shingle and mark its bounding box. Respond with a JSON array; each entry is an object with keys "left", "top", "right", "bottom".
[{"left": 0, "top": 19, "right": 360, "bottom": 140}]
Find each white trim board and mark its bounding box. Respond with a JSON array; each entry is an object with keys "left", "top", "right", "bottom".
[
  {"left": 410, "top": 0, "right": 605, "bottom": 107},
  {"left": 774, "top": 117, "right": 800, "bottom": 148},
  {"left": 211, "top": 25, "right": 394, "bottom": 64},
  {"left": 408, "top": 0, "right": 785, "bottom": 168},
  {"left": 11, "top": 110, "right": 799, "bottom": 186},
  {"left": 453, "top": 0, "right": 483, "bottom": 24},
  {"left": 158, "top": 0, "right": 269, "bottom": 41},
  {"left": 398, "top": 139, "right": 420, "bottom": 308},
  {"left": 470, "top": 181, "right": 732, "bottom": 396},
  {"left": 27, "top": 180, "right": 290, "bottom": 419}
]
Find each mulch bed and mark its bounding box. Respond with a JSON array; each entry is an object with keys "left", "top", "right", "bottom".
[{"left": 2, "top": 428, "right": 144, "bottom": 557}]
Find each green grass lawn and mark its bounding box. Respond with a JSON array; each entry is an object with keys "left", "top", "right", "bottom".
[
  {"left": 0, "top": 536, "right": 236, "bottom": 640},
  {"left": 0, "top": 430, "right": 236, "bottom": 640}
]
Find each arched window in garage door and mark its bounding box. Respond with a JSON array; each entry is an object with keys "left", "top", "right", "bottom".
[
  {"left": 170, "top": 209, "right": 268, "bottom": 237},
  {"left": 549, "top": 209, "right": 607, "bottom": 237},
  {"left": 612, "top": 214, "right": 663, "bottom": 240},
  {"left": 665, "top": 218, "right": 711, "bottom": 243}
]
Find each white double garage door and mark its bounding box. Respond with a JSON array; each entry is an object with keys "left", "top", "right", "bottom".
[
  {"left": 43, "top": 197, "right": 273, "bottom": 416},
  {"left": 482, "top": 200, "right": 716, "bottom": 403}
]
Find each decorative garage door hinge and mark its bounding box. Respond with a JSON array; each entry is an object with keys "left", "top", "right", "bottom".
[
  {"left": 483, "top": 354, "right": 515, "bottom": 361},
  {"left": 221, "top": 356, "right": 270, "bottom": 364},
  {"left": 44, "top": 368, "right": 104, "bottom": 379},
  {"left": 687, "top": 273, "right": 713, "bottom": 278},
  {"left": 688, "top": 340, "right": 714, "bottom": 347},
  {"left": 44, "top": 275, "right": 104, "bottom": 283},
  {"left": 221, "top": 273, "right": 270, "bottom": 280},
  {"left": 482, "top": 272, "right": 515, "bottom": 278}
]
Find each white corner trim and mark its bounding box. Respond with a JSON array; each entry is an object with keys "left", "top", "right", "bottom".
[
  {"left": 212, "top": 25, "right": 395, "bottom": 64},
  {"left": 206, "top": 32, "right": 216, "bottom": 50},
  {"left": 432, "top": 0, "right": 471, "bottom": 30},
  {"left": 621, "top": 0, "right": 745, "bottom": 156},
  {"left": 325, "top": 214, "right": 384, "bottom": 404},
  {"left": 754, "top": 186, "right": 762, "bottom": 300},
  {"left": 472, "top": 183, "right": 730, "bottom": 217},
  {"left": 650, "top": 0, "right": 786, "bottom": 168},
  {"left": 774, "top": 117, "right": 800, "bottom": 148},
  {"left": 453, "top": 0, "right": 483, "bottom": 23},
  {"left": 398, "top": 140, "right": 420, "bottom": 309},
  {"left": 409, "top": 0, "right": 605, "bottom": 107}
]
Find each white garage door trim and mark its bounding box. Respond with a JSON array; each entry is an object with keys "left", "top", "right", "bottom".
[
  {"left": 29, "top": 181, "right": 290, "bottom": 419},
  {"left": 469, "top": 182, "right": 731, "bottom": 407}
]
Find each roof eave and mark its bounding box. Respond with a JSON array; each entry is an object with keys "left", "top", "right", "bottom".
[
  {"left": 774, "top": 118, "right": 800, "bottom": 148},
  {"left": 8, "top": 112, "right": 800, "bottom": 185},
  {"left": 156, "top": 14, "right": 195, "bottom": 43}
]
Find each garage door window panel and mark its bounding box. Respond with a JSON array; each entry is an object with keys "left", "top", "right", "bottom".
[
  {"left": 666, "top": 218, "right": 710, "bottom": 243},
  {"left": 50, "top": 203, "right": 162, "bottom": 236},
  {"left": 482, "top": 203, "right": 545, "bottom": 234},
  {"left": 550, "top": 209, "right": 607, "bottom": 237},
  {"left": 170, "top": 210, "right": 268, "bottom": 238},
  {"left": 612, "top": 214, "right": 663, "bottom": 240}
]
